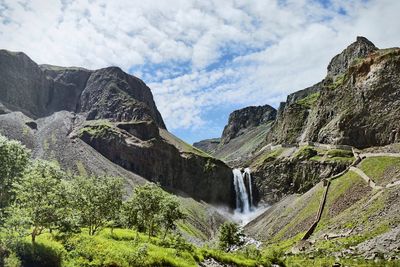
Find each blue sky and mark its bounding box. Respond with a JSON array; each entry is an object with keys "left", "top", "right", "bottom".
[{"left": 1, "top": 0, "right": 399, "bottom": 144}]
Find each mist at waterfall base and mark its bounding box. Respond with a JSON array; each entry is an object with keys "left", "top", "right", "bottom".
[{"left": 229, "top": 168, "right": 269, "bottom": 225}]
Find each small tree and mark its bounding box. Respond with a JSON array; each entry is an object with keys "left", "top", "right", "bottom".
[
  {"left": 0, "top": 135, "right": 30, "bottom": 213},
  {"left": 11, "top": 160, "right": 69, "bottom": 243},
  {"left": 122, "top": 183, "right": 185, "bottom": 240},
  {"left": 161, "top": 195, "right": 185, "bottom": 240},
  {"left": 70, "top": 175, "right": 124, "bottom": 235},
  {"left": 218, "top": 222, "right": 244, "bottom": 252},
  {"left": 122, "top": 183, "right": 165, "bottom": 239}
]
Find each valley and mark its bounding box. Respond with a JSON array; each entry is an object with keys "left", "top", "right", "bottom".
[{"left": 1, "top": 36, "right": 400, "bottom": 266}]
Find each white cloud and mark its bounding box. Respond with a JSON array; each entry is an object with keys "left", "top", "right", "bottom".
[{"left": 1, "top": 0, "right": 399, "bottom": 141}]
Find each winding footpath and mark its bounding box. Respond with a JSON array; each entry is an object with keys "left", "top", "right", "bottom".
[{"left": 301, "top": 149, "right": 400, "bottom": 241}]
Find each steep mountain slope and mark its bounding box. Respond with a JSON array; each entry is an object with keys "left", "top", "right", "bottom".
[
  {"left": 265, "top": 37, "right": 400, "bottom": 148},
  {"left": 193, "top": 104, "right": 277, "bottom": 166},
  {"left": 0, "top": 49, "right": 234, "bottom": 206},
  {"left": 245, "top": 144, "right": 400, "bottom": 259},
  {"left": 216, "top": 37, "right": 400, "bottom": 260}
]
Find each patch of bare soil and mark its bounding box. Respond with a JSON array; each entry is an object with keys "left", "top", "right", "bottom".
[
  {"left": 329, "top": 183, "right": 372, "bottom": 217},
  {"left": 381, "top": 165, "right": 400, "bottom": 186}
]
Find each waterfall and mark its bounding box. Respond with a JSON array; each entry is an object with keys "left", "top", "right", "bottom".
[
  {"left": 232, "top": 168, "right": 251, "bottom": 213},
  {"left": 244, "top": 168, "right": 253, "bottom": 209}
]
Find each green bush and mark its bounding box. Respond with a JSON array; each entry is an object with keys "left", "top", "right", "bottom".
[
  {"left": 327, "top": 149, "right": 353, "bottom": 158},
  {"left": 15, "top": 239, "right": 64, "bottom": 267},
  {"left": 295, "top": 146, "right": 317, "bottom": 160}
]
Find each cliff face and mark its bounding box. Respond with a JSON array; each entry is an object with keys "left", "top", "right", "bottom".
[
  {"left": 193, "top": 105, "right": 277, "bottom": 167},
  {"left": 192, "top": 138, "right": 221, "bottom": 155},
  {"left": 265, "top": 37, "right": 400, "bottom": 148},
  {"left": 304, "top": 48, "right": 400, "bottom": 147},
  {"left": 0, "top": 50, "right": 233, "bottom": 206},
  {"left": 0, "top": 50, "right": 165, "bottom": 128},
  {"left": 221, "top": 105, "right": 276, "bottom": 144}
]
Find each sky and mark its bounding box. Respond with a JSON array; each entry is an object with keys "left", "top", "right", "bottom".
[{"left": 1, "top": 0, "right": 399, "bottom": 144}]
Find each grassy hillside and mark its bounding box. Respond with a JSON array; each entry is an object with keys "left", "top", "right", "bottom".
[{"left": 245, "top": 152, "right": 400, "bottom": 263}]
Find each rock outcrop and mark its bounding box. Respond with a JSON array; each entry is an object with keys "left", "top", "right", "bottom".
[
  {"left": 221, "top": 105, "right": 276, "bottom": 144},
  {"left": 265, "top": 37, "right": 400, "bottom": 148},
  {"left": 0, "top": 49, "right": 234, "bottom": 206},
  {"left": 78, "top": 122, "right": 233, "bottom": 204},
  {"left": 193, "top": 138, "right": 221, "bottom": 155},
  {"left": 327, "top": 36, "right": 378, "bottom": 78},
  {"left": 0, "top": 50, "right": 165, "bottom": 128},
  {"left": 194, "top": 105, "right": 276, "bottom": 166},
  {"left": 252, "top": 158, "right": 348, "bottom": 204}
]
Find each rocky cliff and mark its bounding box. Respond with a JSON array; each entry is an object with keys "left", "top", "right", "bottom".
[
  {"left": 221, "top": 105, "right": 276, "bottom": 144},
  {"left": 0, "top": 50, "right": 165, "bottom": 128},
  {"left": 193, "top": 105, "right": 277, "bottom": 166},
  {"left": 193, "top": 138, "right": 221, "bottom": 155},
  {"left": 0, "top": 50, "right": 233, "bottom": 206},
  {"left": 266, "top": 37, "right": 382, "bottom": 146}
]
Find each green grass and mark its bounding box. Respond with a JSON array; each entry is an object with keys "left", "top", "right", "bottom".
[
  {"left": 251, "top": 147, "right": 285, "bottom": 168},
  {"left": 272, "top": 184, "right": 324, "bottom": 242},
  {"left": 78, "top": 120, "right": 115, "bottom": 139},
  {"left": 75, "top": 161, "right": 88, "bottom": 177},
  {"left": 327, "top": 74, "right": 346, "bottom": 89},
  {"left": 296, "top": 92, "right": 320, "bottom": 108},
  {"left": 317, "top": 171, "right": 364, "bottom": 229},
  {"left": 326, "top": 149, "right": 353, "bottom": 158},
  {"left": 309, "top": 148, "right": 354, "bottom": 164},
  {"left": 359, "top": 156, "right": 400, "bottom": 185},
  {"left": 3, "top": 228, "right": 271, "bottom": 267},
  {"left": 294, "top": 146, "right": 317, "bottom": 160},
  {"left": 159, "top": 129, "right": 211, "bottom": 158},
  {"left": 201, "top": 249, "right": 263, "bottom": 267}
]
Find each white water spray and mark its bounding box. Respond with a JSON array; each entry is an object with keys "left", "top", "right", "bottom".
[
  {"left": 244, "top": 168, "right": 253, "bottom": 209},
  {"left": 232, "top": 168, "right": 251, "bottom": 213}
]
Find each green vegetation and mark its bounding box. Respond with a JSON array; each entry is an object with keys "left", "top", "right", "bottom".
[
  {"left": 359, "top": 156, "right": 400, "bottom": 185},
  {"left": 296, "top": 92, "right": 320, "bottom": 108},
  {"left": 122, "top": 183, "right": 185, "bottom": 240},
  {"left": 0, "top": 135, "right": 30, "bottom": 212},
  {"left": 78, "top": 120, "right": 114, "bottom": 138},
  {"left": 351, "top": 56, "right": 365, "bottom": 66},
  {"left": 252, "top": 147, "right": 284, "bottom": 167},
  {"left": 309, "top": 148, "right": 354, "bottom": 163},
  {"left": 159, "top": 129, "right": 211, "bottom": 157},
  {"left": 272, "top": 184, "right": 324, "bottom": 242},
  {"left": 294, "top": 146, "right": 317, "bottom": 160},
  {"left": 327, "top": 73, "right": 346, "bottom": 89},
  {"left": 218, "top": 222, "right": 244, "bottom": 251},
  {"left": 7, "top": 160, "right": 70, "bottom": 243},
  {"left": 326, "top": 149, "right": 353, "bottom": 158},
  {"left": 70, "top": 175, "right": 124, "bottom": 236}
]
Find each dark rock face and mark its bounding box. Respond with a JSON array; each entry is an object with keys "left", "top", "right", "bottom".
[
  {"left": 0, "top": 50, "right": 166, "bottom": 128},
  {"left": 193, "top": 138, "right": 221, "bottom": 154},
  {"left": 0, "top": 50, "right": 53, "bottom": 117},
  {"left": 79, "top": 67, "right": 165, "bottom": 127},
  {"left": 79, "top": 123, "right": 234, "bottom": 205},
  {"left": 0, "top": 49, "right": 233, "bottom": 206},
  {"left": 265, "top": 37, "right": 399, "bottom": 148},
  {"left": 221, "top": 105, "right": 276, "bottom": 144},
  {"left": 305, "top": 48, "right": 400, "bottom": 147},
  {"left": 327, "top": 36, "right": 378, "bottom": 78},
  {"left": 253, "top": 159, "right": 348, "bottom": 204}
]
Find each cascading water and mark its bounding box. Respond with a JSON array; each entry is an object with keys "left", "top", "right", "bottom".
[
  {"left": 232, "top": 168, "right": 251, "bottom": 213},
  {"left": 244, "top": 168, "right": 253, "bottom": 209},
  {"left": 227, "top": 168, "right": 269, "bottom": 225}
]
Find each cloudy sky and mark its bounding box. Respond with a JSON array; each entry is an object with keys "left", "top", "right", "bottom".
[{"left": 1, "top": 0, "right": 399, "bottom": 143}]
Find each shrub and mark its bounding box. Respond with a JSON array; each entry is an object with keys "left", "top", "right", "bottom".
[
  {"left": 295, "top": 146, "right": 317, "bottom": 160},
  {"left": 327, "top": 149, "right": 353, "bottom": 158},
  {"left": 218, "top": 222, "right": 244, "bottom": 252}
]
